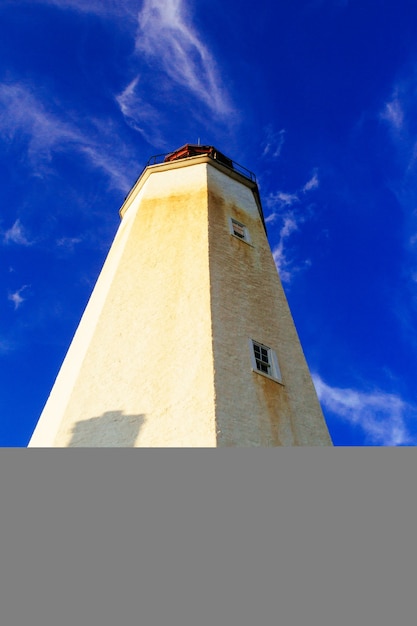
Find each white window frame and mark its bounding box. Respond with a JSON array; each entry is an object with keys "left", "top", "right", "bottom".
[
  {"left": 229, "top": 217, "right": 251, "bottom": 244},
  {"left": 249, "top": 339, "right": 282, "bottom": 383}
]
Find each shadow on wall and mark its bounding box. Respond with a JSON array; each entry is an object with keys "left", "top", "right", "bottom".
[{"left": 68, "top": 410, "right": 146, "bottom": 447}]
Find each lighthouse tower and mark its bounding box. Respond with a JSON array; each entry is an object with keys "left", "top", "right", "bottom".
[{"left": 29, "top": 145, "right": 332, "bottom": 446}]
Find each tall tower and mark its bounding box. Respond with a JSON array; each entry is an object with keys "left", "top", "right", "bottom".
[{"left": 29, "top": 145, "right": 332, "bottom": 446}]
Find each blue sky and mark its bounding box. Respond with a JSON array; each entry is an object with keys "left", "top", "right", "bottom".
[{"left": 1, "top": 0, "right": 417, "bottom": 446}]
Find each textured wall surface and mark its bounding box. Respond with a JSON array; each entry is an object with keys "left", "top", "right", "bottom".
[
  {"left": 30, "top": 162, "right": 217, "bottom": 446},
  {"left": 29, "top": 156, "right": 331, "bottom": 446},
  {"left": 207, "top": 166, "right": 331, "bottom": 445}
]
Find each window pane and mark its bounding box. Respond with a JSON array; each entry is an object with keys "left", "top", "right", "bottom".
[
  {"left": 232, "top": 220, "right": 246, "bottom": 240},
  {"left": 258, "top": 361, "right": 269, "bottom": 373},
  {"left": 253, "top": 341, "right": 272, "bottom": 374},
  {"left": 251, "top": 340, "right": 280, "bottom": 381}
]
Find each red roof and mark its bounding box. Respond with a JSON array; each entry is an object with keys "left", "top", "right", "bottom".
[
  {"left": 164, "top": 144, "right": 215, "bottom": 162},
  {"left": 163, "top": 144, "right": 233, "bottom": 169}
]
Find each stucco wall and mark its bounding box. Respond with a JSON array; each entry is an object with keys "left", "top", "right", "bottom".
[
  {"left": 207, "top": 166, "right": 331, "bottom": 446},
  {"left": 30, "top": 162, "right": 217, "bottom": 446},
  {"left": 29, "top": 156, "right": 331, "bottom": 446}
]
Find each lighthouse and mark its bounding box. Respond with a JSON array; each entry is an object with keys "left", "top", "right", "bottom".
[{"left": 29, "top": 144, "right": 332, "bottom": 446}]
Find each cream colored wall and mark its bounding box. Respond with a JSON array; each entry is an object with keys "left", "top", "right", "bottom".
[
  {"left": 207, "top": 166, "right": 332, "bottom": 445},
  {"left": 29, "top": 156, "right": 331, "bottom": 447},
  {"left": 30, "top": 162, "right": 217, "bottom": 446},
  {"left": 28, "top": 200, "right": 138, "bottom": 446}
]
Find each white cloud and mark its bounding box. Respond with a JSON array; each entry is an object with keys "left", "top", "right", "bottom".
[
  {"left": 280, "top": 214, "right": 298, "bottom": 239},
  {"left": 302, "top": 170, "right": 319, "bottom": 192},
  {"left": 272, "top": 191, "right": 300, "bottom": 208},
  {"left": 313, "top": 374, "right": 415, "bottom": 446},
  {"left": 262, "top": 128, "right": 286, "bottom": 159},
  {"left": 265, "top": 169, "right": 319, "bottom": 282},
  {"left": 272, "top": 243, "right": 311, "bottom": 284},
  {"left": 115, "top": 77, "right": 168, "bottom": 147},
  {"left": 0, "top": 82, "right": 81, "bottom": 164},
  {"left": 10, "top": 0, "right": 138, "bottom": 19},
  {"left": 266, "top": 170, "right": 319, "bottom": 222},
  {"left": 381, "top": 96, "right": 404, "bottom": 131},
  {"left": 379, "top": 78, "right": 417, "bottom": 156},
  {"left": 8, "top": 285, "right": 29, "bottom": 310},
  {"left": 2, "top": 220, "right": 32, "bottom": 246},
  {"left": 116, "top": 76, "right": 140, "bottom": 120},
  {"left": 56, "top": 236, "right": 82, "bottom": 250},
  {"left": 272, "top": 241, "right": 291, "bottom": 283},
  {"left": 135, "top": 0, "right": 233, "bottom": 118},
  {"left": 79, "top": 145, "right": 133, "bottom": 192},
  {"left": 0, "top": 81, "right": 134, "bottom": 192},
  {"left": 271, "top": 213, "right": 299, "bottom": 283},
  {"left": 378, "top": 76, "right": 417, "bottom": 303}
]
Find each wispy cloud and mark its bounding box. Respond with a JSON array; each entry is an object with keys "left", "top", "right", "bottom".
[
  {"left": 313, "top": 374, "right": 415, "bottom": 446},
  {"left": 302, "top": 169, "right": 319, "bottom": 192},
  {"left": 266, "top": 192, "right": 300, "bottom": 214},
  {"left": 56, "top": 236, "right": 83, "bottom": 251},
  {"left": 135, "top": 0, "right": 233, "bottom": 118},
  {"left": 0, "top": 82, "right": 81, "bottom": 165},
  {"left": 271, "top": 214, "right": 299, "bottom": 283},
  {"left": 0, "top": 81, "right": 134, "bottom": 192},
  {"left": 380, "top": 94, "right": 404, "bottom": 131},
  {"left": 115, "top": 77, "right": 168, "bottom": 147},
  {"left": 2, "top": 220, "right": 33, "bottom": 246},
  {"left": 79, "top": 144, "right": 133, "bottom": 192},
  {"left": 10, "top": 0, "right": 138, "bottom": 19},
  {"left": 8, "top": 285, "right": 30, "bottom": 310},
  {"left": 266, "top": 170, "right": 320, "bottom": 222},
  {"left": 378, "top": 73, "right": 417, "bottom": 311},
  {"left": 25, "top": 1, "right": 235, "bottom": 142},
  {"left": 379, "top": 79, "right": 417, "bottom": 154},
  {"left": 262, "top": 127, "right": 286, "bottom": 159},
  {"left": 266, "top": 170, "right": 320, "bottom": 282}
]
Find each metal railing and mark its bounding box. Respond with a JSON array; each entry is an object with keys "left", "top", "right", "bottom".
[{"left": 145, "top": 150, "right": 257, "bottom": 183}]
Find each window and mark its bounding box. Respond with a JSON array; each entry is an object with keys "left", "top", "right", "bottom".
[
  {"left": 230, "top": 218, "right": 250, "bottom": 243},
  {"left": 249, "top": 340, "right": 282, "bottom": 383},
  {"left": 253, "top": 342, "right": 271, "bottom": 374}
]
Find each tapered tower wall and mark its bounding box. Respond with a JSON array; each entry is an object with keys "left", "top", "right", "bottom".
[
  {"left": 207, "top": 165, "right": 331, "bottom": 445},
  {"left": 30, "top": 162, "right": 217, "bottom": 446},
  {"left": 29, "top": 152, "right": 331, "bottom": 446}
]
